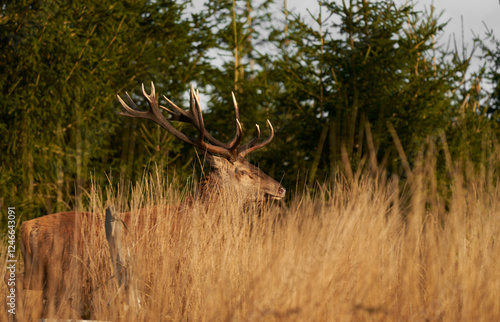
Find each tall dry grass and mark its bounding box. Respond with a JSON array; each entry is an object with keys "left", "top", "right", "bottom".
[{"left": 2, "top": 154, "right": 500, "bottom": 321}]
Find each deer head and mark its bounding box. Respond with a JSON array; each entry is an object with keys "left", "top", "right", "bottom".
[{"left": 117, "top": 82, "right": 285, "bottom": 203}]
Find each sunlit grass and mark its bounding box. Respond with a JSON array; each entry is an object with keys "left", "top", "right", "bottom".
[{"left": 2, "top": 156, "right": 499, "bottom": 321}]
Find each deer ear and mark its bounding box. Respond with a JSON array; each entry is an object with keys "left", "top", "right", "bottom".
[{"left": 205, "top": 154, "right": 229, "bottom": 169}]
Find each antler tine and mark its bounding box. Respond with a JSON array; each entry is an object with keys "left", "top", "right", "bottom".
[
  {"left": 192, "top": 87, "right": 205, "bottom": 145},
  {"left": 117, "top": 82, "right": 235, "bottom": 160},
  {"left": 160, "top": 84, "right": 235, "bottom": 148},
  {"left": 229, "top": 119, "right": 243, "bottom": 152},
  {"left": 118, "top": 83, "right": 197, "bottom": 147},
  {"left": 116, "top": 92, "right": 144, "bottom": 117},
  {"left": 161, "top": 90, "right": 233, "bottom": 149},
  {"left": 189, "top": 85, "right": 199, "bottom": 126},
  {"left": 190, "top": 87, "right": 227, "bottom": 149},
  {"left": 226, "top": 92, "right": 243, "bottom": 149},
  {"left": 237, "top": 124, "right": 260, "bottom": 151},
  {"left": 231, "top": 92, "right": 240, "bottom": 121},
  {"left": 124, "top": 92, "right": 139, "bottom": 110},
  {"left": 159, "top": 104, "right": 174, "bottom": 114},
  {"left": 142, "top": 82, "right": 155, "bottom": 104},
  {"left": 252, "top": 124, "right": 261, "bottom": 143},
  {"left": 187, "top": 86, "right": 233, "bottom": 148},
  {"left": 162, "top": 94, "right": 189, "bottom": 120},
  {"left": 238, "top": 120, "right": 274, "bottom": 158}
]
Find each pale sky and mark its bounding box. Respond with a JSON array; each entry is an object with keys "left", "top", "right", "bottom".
[
  {"left": 188, "top": 0, "right": 500, "bottom": 92},
  {"left": 190, "top": 0, "right": 500, "bottom": 63},
  {"left": 285, "top": 1, "right": 500, "bottom": 42},
  {"left": 285, "top": 0, "right": 500, "bottom": 72}
]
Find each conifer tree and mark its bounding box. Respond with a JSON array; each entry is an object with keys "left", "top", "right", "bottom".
[
  {"left": 267, "top": 0, "right": 470, "bottom": 185},
  {"left": 0, "top": 0, "right": 214, "bottom": 219}
]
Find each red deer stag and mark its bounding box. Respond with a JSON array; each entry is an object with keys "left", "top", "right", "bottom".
[{"left": 15, "top": 82, "right": 285, "bottom": 319}]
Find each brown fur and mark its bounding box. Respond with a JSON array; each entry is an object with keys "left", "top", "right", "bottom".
[
  {"left": 19, "top": 205, "right": 184, "bottom": 318},
  {"left": 20, "top": 212, "right": 94, "bottom": 316},
  {"left": 14, "top": 155, "right": 285, "bottom": 318},
  {"left": 14, "top": 82, "right": 287, "bottom": 318}
]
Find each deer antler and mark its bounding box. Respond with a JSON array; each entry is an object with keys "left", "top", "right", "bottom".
[{"left": 117, "top": 82, "right": 274, "bottom": 161}]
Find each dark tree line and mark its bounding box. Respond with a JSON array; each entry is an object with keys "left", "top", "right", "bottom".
[{"left": 1, "top": 0, "right": 498, "bottom": 224}]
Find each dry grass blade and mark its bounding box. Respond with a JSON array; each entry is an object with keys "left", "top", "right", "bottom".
[{"left": 2, "top": 153, "right": 499, "bottom": 321}]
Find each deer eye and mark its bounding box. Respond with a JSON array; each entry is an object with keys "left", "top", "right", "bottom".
[{"left": 237, "top": 169, "right": 249, "bottom": 176}]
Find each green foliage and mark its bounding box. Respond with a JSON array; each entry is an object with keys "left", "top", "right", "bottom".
[
  {"left": 0, "top": 0, "right": 498, "bottom": 227},
  {"left": 266, "top": 1, "right": 475, "bottom": 186},
  {"left": 200, "top": 1, "right": 275, "bottom": 132},
  {"left": 0, "top": 0, "right": 213, "bottom": 219},
  {"left": 477, "top": 27, "right": 500, "bottom": 120}
]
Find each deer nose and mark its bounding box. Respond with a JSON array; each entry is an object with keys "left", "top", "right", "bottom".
[{"left": 278, "top": 186, "right": 286, "bottom": 196}]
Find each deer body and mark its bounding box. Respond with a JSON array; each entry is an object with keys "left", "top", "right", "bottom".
[
  {"left": 19, "top": 205, "right": 180, "bottom": 316},
  {"left": 14, "top": 82, "right": 285, "bottom": 319}
]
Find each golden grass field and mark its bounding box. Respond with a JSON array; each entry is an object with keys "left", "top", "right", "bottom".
[{"left": 2, "top": 154, "right": 500, "bottom": 321}]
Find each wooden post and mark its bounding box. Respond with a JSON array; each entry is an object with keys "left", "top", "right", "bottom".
[
  {"left": 105, "top": 206, "right": 127, "bottom": 287},
  {"left": 105, "top": 206, "right": 140, "bottom": 310}
]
